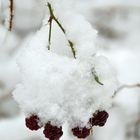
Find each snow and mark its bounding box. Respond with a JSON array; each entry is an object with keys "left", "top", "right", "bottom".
[
  {"left": 13, "top": 1, "right": 117, "bottom": 128},
  {"left": 0, "top": 114, "right": 46, "bottom": 140},
  {"left": 13, "top": 27, "right": 117, "bottom": 127},
  {"left": 0, "top": 25, "right": 20, "bottom": 97},
  {"left": 0, "top": 0, "right": 140, "bottom": 140}
]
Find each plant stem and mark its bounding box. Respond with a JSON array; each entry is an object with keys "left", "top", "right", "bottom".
[
  {"left": 47, "top": 2, "right": 76, "bottom": 58},
  {"left": 47, "top": 2, "right": 66, "bottom": 34},
  {"left": 9, "top": 0, "right": 14, "bottom": 31},
  {"left": 68, "top": 40, "right": 76, "bottom": 59},
  {"left": 48, "top": 17, "right": 52, "bottom": 50},
  {"left": 93, "top": 73, "right": 104, "bottom": 85},
  {"left": 113, "top": 83, "right": 140, "bottom": 97},
  {"left": 53, "top": 16, "right": 65, "bottom": 34},
  {"left": 91, "top": 68, "right": 104, "bottom": 86}
]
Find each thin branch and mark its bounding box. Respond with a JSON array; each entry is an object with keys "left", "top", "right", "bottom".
[
  {"left": 47, "top": 2, "right": 76, "bottom": 58},
  {"left": 47, "top": 2, "right": 65, "bottom": 33},
  {"left": 68, "top": 40, "right": 76, "bottom": 59},
  {"left": 113, "top": 83, "right": 140, "bottom": 97},
  {"left": 53, "top": 16, "right": 65, "bottom": 33},
  {"left": 48, "top": 17, "right": 53, "bottom": 50},
  {"left": 91, "top": 68, "right": 104, "bottom": 86},
  {"left": 9, "top": 0, "right": 14, "bottom": 31}
]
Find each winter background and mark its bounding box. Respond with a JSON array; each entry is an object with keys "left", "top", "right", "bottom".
[{"left": 0, "top": 0, "right": 140, "bottom": 140}]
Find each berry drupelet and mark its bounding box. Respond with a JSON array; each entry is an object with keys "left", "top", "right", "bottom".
[{"left": 43, "top": 122, "right": 63, "bottom": 140}]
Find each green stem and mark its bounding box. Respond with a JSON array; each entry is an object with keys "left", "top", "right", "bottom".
[
  {"left": 93, "top": 73, "right": 104, "bottom": 85},
  {"left": 68, "top": 40, "right": 76, "bottom": 59},
  {"left": 47, "top": 2, "right": 65, "bottom": 34},
  {"left": 47, "top": 2, "right": 76, "bottom": 58},
  {"left": 92, "top": 69, "right": 104, "bottom": 86},
  {"left": 48, "top": 17, "right": 52, "bottom": 50}
]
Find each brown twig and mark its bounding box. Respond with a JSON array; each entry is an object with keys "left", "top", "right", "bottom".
[
  {"left": 113, "top": 83, "right": 140, "bottom": 97},
  {"left": 9, "top": 0, "right": 14, "bottom": 31}
]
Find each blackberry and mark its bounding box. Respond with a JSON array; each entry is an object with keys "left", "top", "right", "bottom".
[
  {"left": 72, "top": 127, "right": 91, "bottom": 139},
  {"left": 89, "top": 110, "right": 109, "bottom": 127},
  {"left": 25, "top": 115, "right": 41, "bottom": 130},
  {"left": 43, "top": 122, "right": 63, "bottom": 140}
]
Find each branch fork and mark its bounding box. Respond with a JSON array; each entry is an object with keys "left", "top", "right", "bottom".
[{"left": 47, "top": 2, "right": 76, "bottom": 58}]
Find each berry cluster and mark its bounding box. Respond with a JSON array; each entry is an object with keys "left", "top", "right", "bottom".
[
  {"left": 25, "top": 115, "right": 41, "bottom": 130},
  {"left": 43, "top": 123, "right": 63, "bottom": 140},
  {"left": 71, "top": 111, "right": 109, "bottom": 139},
  {"left": 72, "top": 127, "right": 91, "bottom": 139},
  {"left": 89, "top": 111, "right": 109, "bottom": 127},
  {"left": 25, "top": 116, "right": 63, "bottom": 140},
  {"left": 25, "top": 110, "right": 109, "bottom": 139}
]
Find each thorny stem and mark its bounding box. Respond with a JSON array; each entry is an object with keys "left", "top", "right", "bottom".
[
  {"left": 113, "top": 83, "right": 140, "bottom": 97},
  {"left": 9, "top": 0, "right": 14, "bottom": 31},
  {"left": 47, "top": 2, "right": 76, "bottom": 58}
]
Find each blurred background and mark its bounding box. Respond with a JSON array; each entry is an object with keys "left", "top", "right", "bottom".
[{"left": 0, "top": 0, "right": 140, "bottom": 140}]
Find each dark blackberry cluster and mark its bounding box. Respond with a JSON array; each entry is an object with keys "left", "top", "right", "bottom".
[
  {"left": 71, "top": 110, "right": 109, "bottom": 139},
  {"left": 72, "top": 127, "right": 91, "bottom": 139},
  {"left": 43, "top": 123, "right": 63, "bottom": 140},
  {"left": 89, "top": 111, "right": 109, "bottom": 127},
  {"left": 25, "top": 115, "right": 63, "bottom": 140},
  {"left": 25, "top": 110, "right": 109, "bottom": 139},
  {"left": 25, "top": 115, "right": 41, "bottom": 130}
]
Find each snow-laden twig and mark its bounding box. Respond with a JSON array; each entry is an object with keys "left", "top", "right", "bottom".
[{"left": 113, "top": 83, "right": 140, "bottom": 97}]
